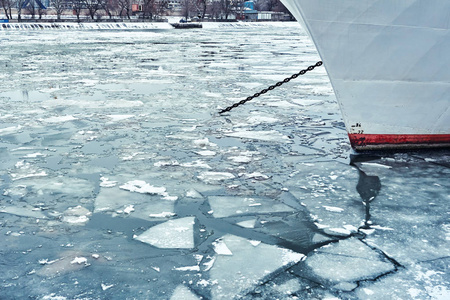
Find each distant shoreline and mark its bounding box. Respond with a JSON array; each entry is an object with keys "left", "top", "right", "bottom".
[
  {"left": 1, "top": 18, "right": 293, "bottom": 24},
  {"left": 0, "top": 19, "right": 299, "bottom": 31}
]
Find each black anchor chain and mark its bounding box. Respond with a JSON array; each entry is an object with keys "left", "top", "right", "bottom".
[{"left": 219, "top": 61, "right": 323, "bottom": 114}]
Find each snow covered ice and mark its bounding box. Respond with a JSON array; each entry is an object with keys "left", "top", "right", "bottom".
[{"left": 0, "top": 23, "right": 449, "bottom": 299}]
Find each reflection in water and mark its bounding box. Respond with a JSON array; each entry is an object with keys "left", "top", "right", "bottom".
[{"left": 350, "top": 155, "right": 382, "bottom": 230}]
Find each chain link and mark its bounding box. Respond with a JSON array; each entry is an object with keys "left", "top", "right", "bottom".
[{"left": 219, "top": 61, "right": 323, "bottom": 114}]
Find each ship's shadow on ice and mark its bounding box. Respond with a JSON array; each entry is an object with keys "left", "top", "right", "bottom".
[{"left": 350, "top": 155, "right": 382, "bottom": 230}]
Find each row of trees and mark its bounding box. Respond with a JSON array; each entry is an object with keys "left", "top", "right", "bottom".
[
  {"left": 0, "top": 0, "right": 289, "bottom": 21},
  {"left": 0, "top": 0, "right": 142, "bottom": 20}
]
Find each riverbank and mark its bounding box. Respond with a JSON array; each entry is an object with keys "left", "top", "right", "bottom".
[{"left": 0, "top": 20, "right": 300, "bottom": 30}]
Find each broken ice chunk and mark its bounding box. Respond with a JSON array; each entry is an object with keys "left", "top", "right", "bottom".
[
  {"left": 361, "top": 162, "right": 392, "bottom": 169},
  {"left": 170, "top": 285, "right": 200, "bottom": 300},
  {"left": 148, "top": 212, "right": 176, "bottom": 218},
  {"left": 180, "top": 160, "right": 211, "bottom": 169},
  {"left": 70, "top": 257, "right": 88, "bottom": 265},
  {"left": 119, "top": 180, "right": 177, "bottom": 201},
  {"left": 323, "top": 227, "right": 353, "bottom": 236},
  {"left": 120, "top": 180, "right": 166, "bottom": 195},
  {"left": 106, "top": 114, "right": 133, "bottom": 122},
  {"left": 101, "top": 283, "right": 114, "bottom": 291},
  {"left": 225, "top": 130, "right": 291, "bottom": 143},
  {"left": 24, "top": 152, "right": 46, "bottom": 158},
  {"left": 134, "top": 217, "right": 195, "bottom": 249},
  {"left": 173, "top": 265, "right": 200, "bottom": 272},
  {"left": 185, "top": 189, "right": 202, "bottom": 198},
  {"left": 123, "top": 205, "right": 135, "bottom": 214},
  {"left": 248, "top": 240, "right": 261, "bottom": 246},
  {"left": 99, "top": 177, "right": 117, "bottom": 188},
  {"left": 0, "top": 205, "right": 46, "bottom": 219},
  {"left": 10, "top": 160, "right": 47, "bottom": 181},
  {"left": 197, "top": 172, "right": 235, "bottom": 183},
  {"left": 151, "top": 266, "right": 160, "bottom": 272},
  {"left": 212, "top": 239, "right": 233, "bottom": 255},
  {"left": 246, "top": 114, "right": 279, "bottom": 126},
  {"left": 37, "top": 253, "right": 90, "bottom": 277},
  {"left": 62, "top": 215, "right": 89, "bottom": 224},
  {"left": 192, "top": 138, "right": 217, "bottom": 149},
  {"left": 203, "top": 256, "right": 216, "bottom": 271},
  {"left": 62, "top": 206, "right": 91, "bottom": 225},
  {"left": 236, "top": 219, "right": 256, "bottom": 229},
  {"left": 196, "top": 150, "right": 216, "bottom": 156},
  {"left": 95, "top": 186, "right": 175, "bottom": 220},
  {"left": 40, "top": 115, "right": 77, "bottom": 123},
  {"left": 208, "top": 196, "right": 293, "bottom": 218},
  {"left": 238, "top": 172, "right": 270, "bottom": 180},
  {"left": 323, "top": 206, "right": 344, "bottom": 213},
  {"left": 229, "top": 156, "right": 252, "bottom": 163}
]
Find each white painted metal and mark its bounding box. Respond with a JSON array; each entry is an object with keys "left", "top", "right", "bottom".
[{"left": 281, "top": 0, "right": 450, "bottom": 138}]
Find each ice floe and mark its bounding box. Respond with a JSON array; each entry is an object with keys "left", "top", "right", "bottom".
[
  {"left": 305, "top": 238, "right": 395, "bottom": 283},
  {"left": 208, "top": 196, "right": 294, "bottom": 218},
  {"left": 209, "top": 234, "right": 305, "bottom": 299},
  {"left": 134, "top": 217, "right": 195, "bottom": 249},
  {"left": 120, "top": 180, "right": 178, "bottom": 201},
  {"left": 225, "top": 130, "right": 291, "bottom": 142}
]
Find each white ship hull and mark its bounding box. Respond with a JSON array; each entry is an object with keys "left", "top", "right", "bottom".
[{"left": 281, "top": 0, "right": 450, "bottom": 150}]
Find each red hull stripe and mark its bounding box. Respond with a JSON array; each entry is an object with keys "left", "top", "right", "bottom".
[{"left": 348, "top": 134, "right": 450, "bottom": 149}]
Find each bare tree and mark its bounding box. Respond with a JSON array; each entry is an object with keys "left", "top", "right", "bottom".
[
  {"left": 1, "top": 0, "right": 13, "bottom": 19},
  {"left": 25, "top": 0, "right": 37, "bottom": 19},
  {"left": 273, "top": 0, "right": 290, "bottom": 13},
  {"left": 181, "top": 0, "right": 196, "bottom": 20},
  {"left": 220, "top": 0, "right": 231, "bottom": 19},
  {"left": 207, "top": 0, "right": 221, "bottom": 20},
  {"left": 72, "top": 0, "right": 84, "bottom": 22},
  {"left": 52, "top": 0, "right": 66, "bottom": 20},
  {"left": 264, "top": 0, "right": 278, "bottom": 11},
  {"left": 16, "top": 0, "right": 28, "bottom": 21},
  {"left": 85, "top": 0, "right": 101, "bottom": 20},
  {"left": 117, "top": 0, "right": 131, "bottom": 19},
  {"left": 231, "top": 0, "right": 243, "bottom": 19},
  {"left": 197, "top": 0, "right": 206, "bottom": 19},
  {"left": 155, "top": 0, "right": 168, "bottom": 18},
  {"left": 37, "top": 5, "right": 45, "bottom": 19},
  {"left": 254, "top": 0, "right": 283, "bottom": 11},
  {"left": 142, "top": 0, "right": 156, "bottom": 19},
  {"left": 99, "top": 0, "right": 116, "bottom": 19},
  {"left": 253, "top": 0, "right": 263, "bottom": 10}
]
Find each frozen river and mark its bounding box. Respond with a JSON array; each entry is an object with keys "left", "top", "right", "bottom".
[{"left": 0, "top": 22, "right": 449, "bottom": 299}]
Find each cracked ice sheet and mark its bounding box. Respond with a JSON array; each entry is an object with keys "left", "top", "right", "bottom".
[
  {"left": 94, "top": 186, "right": 174, "bottom": 220},
  {"left": 208, "top": 196, "right": 295, "bottom": 218},
  {"left": 285, "top": 161, "right": 362, "bottom": 231},
  {"left": 209, "top": 234, "right": 305, "bottom": 299},
  {"left": 304, "top": 238, "right": 395, "bottom": 284},
  {"left": 12, "top": 176, "right": 95, "bottom": 198},
  {"left": 356, "top": 260, "right": 450, "bottom": 300},
  {"left": 357, "top": 159, "right": 450, "bottom": 265},
  {"left": 0, "top": 205, "right": 47, "bottom": 219}
]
